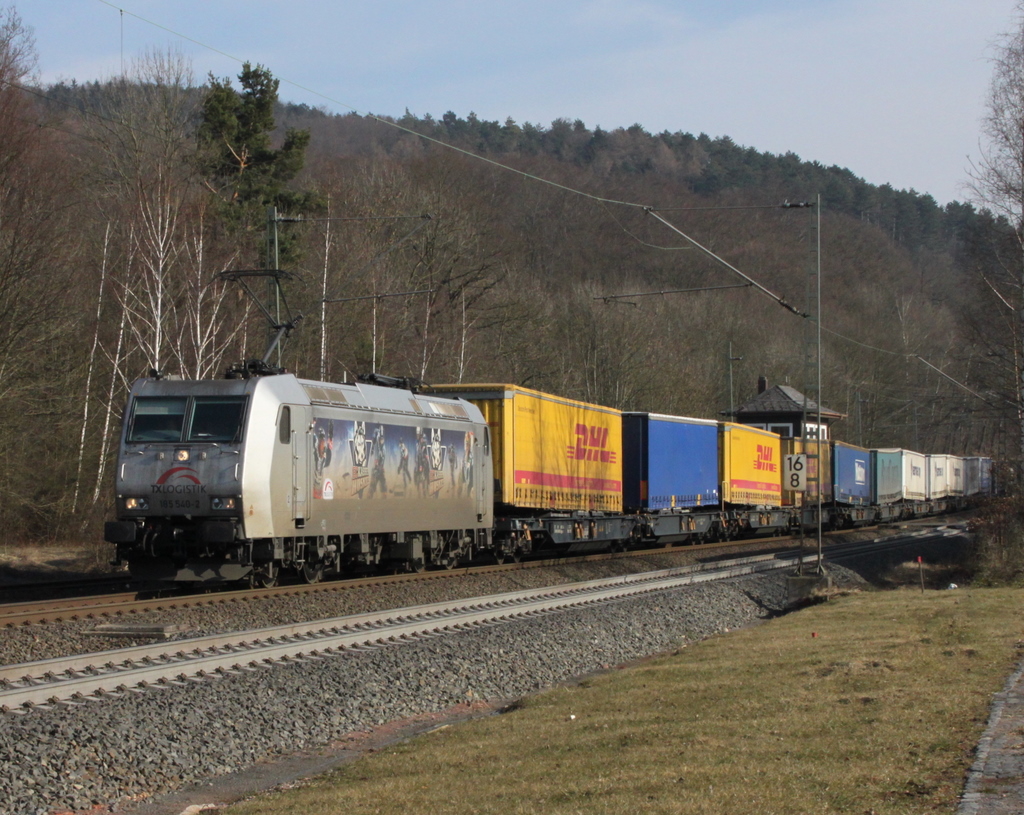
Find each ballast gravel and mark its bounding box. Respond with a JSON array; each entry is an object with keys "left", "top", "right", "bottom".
[
  {"left": 0, "top": 546, "right": 804, "bottom": 667},
  {"left": 0, "top": 562, "right": 863, "bottom": 815}
]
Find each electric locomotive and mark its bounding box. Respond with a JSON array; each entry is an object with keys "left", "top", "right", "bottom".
[{"left": 105, "top": 369, "right": 493, "bottom": 586}]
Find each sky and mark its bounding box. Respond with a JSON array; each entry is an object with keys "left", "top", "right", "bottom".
[{"left": 20, "top": 0, "right": 1021, "bottom": 206}]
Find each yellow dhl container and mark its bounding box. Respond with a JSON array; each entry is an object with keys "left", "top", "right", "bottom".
[
  {"left": 780, "top": 437, "right": 833, "bottom": 506},
  {"left": 720, "top": 423, "right": 782, "bottom": 507},
  {"left": 422, "top": 384, "right": 622, "bottom": 512}
]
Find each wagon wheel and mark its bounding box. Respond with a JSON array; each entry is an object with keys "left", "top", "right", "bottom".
[
  {"left": 443, "top": 554, "right": 460, "bottom": 570},
  {"left": 253, "top": 561, "right": 279, "bottom": 589},
  {"left": 301, "top": 561, "right": 324, "bottom": 584}
]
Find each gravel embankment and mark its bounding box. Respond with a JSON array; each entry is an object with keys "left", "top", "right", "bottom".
[
  {"left": 0, "top": 560, "right": 866, "bottom": 815},
  {"left": 0, "top": 547, "right": 799, "bottom": 667}
]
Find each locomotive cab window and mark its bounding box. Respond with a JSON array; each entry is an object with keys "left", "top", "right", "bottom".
[
  {"left": 128, "top": 397, "right": 188, "bottom": 442},
  {"left": 187, "top": 397, "right": 247, "bottom": 442},
  {"left": 279, "top": 406, "right": 291, "bottom": 444}
]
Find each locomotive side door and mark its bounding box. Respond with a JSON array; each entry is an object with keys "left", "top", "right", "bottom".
[{"left": 291, "top": 405, "right": 310, "bottom": 524}]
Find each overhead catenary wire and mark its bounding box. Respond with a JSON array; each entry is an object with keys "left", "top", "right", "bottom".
[
  {"left": 321, "top": 215, "right": 434, "bottom": 304},
  {"left": 644, "top": 207, "right": 807, "bottom": 317},
  {"left": 324, "top": 289, "right": 434, "bottom": 305},
  {"left": 595, "top": 283, "right": 752, "bottom": 305},
  {"left": 913, "top": 354, "right": 1009, "bottom": 408},
  {"left": 45, "top": 2, "right": 1011, "bottom": 425}
]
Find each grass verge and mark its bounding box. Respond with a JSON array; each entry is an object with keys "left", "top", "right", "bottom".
[{"left": 225, "top": 587, "right": 1024, "bottom": 815}]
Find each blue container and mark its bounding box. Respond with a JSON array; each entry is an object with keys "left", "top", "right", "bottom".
[
  {"left": 871, "top": 448, "right": 903, "bottom": 505},
  {"left": 622, "top": 413, "right": 719, "bottom": 510},
  {"left": 833, "top": 442, "right": 872, "bottom": 506}
]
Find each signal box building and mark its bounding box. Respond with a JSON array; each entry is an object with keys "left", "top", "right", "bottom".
[{"left": 725, "top": 376, "right": 844, "bottom": 440}]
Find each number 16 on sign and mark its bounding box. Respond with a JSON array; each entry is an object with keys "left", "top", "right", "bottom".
[{"left": 784, "top": 453, "right": 807, "bottom": 492}]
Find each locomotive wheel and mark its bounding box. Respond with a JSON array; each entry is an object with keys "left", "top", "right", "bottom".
[
  {"left": 301, "top": 561, "right": 324, "bottom": 584},
  {"left": 443, "top": 554, "right": 460, "bottom": 570},
  {"left": 253, "top": 562, "right": 279, "bottom": 589}
]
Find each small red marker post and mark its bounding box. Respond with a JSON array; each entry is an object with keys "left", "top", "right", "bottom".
[{"left": 918, "top": 556, "right": 924, "bottom": 593}]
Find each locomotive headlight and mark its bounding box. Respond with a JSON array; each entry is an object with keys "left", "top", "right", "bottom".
[
  {"left": 211, "top": 497, "right": 237, "bottom": 510},
  {"left": 175, "top": 448, "right": 190, "bottom": 462},
  {"left": 124, "top": 497, "right": 149, "bottom": 511}
]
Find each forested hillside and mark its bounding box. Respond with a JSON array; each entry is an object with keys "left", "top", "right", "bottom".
[{"left": 1, "top": 15, "right": 1011, "bottom": 542}]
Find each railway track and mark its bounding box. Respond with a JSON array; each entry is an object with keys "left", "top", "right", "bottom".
[
  {"left": 0, "top": 550, "right": 807, "bottom": 713},
  {"left": 0, "top": 536, "right": 797, "bottom": 628},
  {"left": 0, "top": 519, "right": 964, "bottom": 629},
  {"left": 0, "top": 524, "right": 966, "bottom": 714}
]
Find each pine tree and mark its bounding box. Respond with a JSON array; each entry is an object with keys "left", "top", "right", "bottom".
[{"left": 197, "top": 62, "right": 317, "bottom": 264}]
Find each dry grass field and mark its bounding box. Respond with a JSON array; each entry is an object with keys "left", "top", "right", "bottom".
[
  {"left": 0, "top": 539, "right": 112, "bottom": 583},
  {"left": 224, "top": 586, "right": 1024, "bottom": 815}
]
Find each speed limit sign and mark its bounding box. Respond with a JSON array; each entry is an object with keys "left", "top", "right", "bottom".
[{"left": 784, "top": 454, "right": 807, "bottom": 492}]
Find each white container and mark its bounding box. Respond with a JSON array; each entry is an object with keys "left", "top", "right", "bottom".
[{"left": 926, "top": 454, "right": 950, "bottom": 500}]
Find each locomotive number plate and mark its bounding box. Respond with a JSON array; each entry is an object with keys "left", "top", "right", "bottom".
[{"left": 157, "top": 498, "right": 203, "bottom": 511}]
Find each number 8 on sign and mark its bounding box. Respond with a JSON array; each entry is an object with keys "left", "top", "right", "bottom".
[{"left": 784, "top": 454, "right": 807, "bottom": 492}]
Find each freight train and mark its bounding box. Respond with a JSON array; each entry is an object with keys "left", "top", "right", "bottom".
[{"left": 104, "top": 371, "right": 993, "bottom": 587}]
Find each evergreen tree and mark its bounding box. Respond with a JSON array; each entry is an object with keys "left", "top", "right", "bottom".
[{"left": 197, "top": 62, "right": 317, "bottom": 264}]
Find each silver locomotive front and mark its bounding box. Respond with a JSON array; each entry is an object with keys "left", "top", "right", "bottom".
[{"left": 105, "top": 375, "right": 256, "bottom": 583}]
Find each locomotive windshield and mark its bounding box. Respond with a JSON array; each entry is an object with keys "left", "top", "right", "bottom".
[
  {"left": 128, "top": 397, "right": 187, "bottom": 442},
  {"left": 128, "top": 396, "right": 247, "bottom": 443},
  {"left": 187, "top": 397, "right": 247, "bottom": 442}
]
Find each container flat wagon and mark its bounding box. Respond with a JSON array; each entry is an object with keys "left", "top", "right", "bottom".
[
  {"left": 719, "top": 423, "right": 789, "bottom": 537},
  {"left": 926, "top": 454, "right": 951, "bottom": 501},
  {"left": 622, "top": 412, "right": 719, "bottom": 543},
  {"left": 423, "top": 384, "right": 633, "bottom": 556},
  {"left": 780, "top": 437, "right": 834, "bottom": 530},
  {"left": 871, "top": 448, "right": 905, "bottom": 522},
  {"left": 832, "top": 442, "right": 874, "bottom": 526}
]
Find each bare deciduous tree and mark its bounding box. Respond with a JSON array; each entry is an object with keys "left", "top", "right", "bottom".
[{"left": 966, "top": 3, "right": 1024, "bottom": 477}]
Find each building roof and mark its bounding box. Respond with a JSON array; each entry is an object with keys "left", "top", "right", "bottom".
[{"left": 728, "top": 384, "right": 845, "bottom": 421}]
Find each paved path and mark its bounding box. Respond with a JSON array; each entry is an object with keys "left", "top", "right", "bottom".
[{"left": 960, "top": 656, "right": 1024, "bottom": 814}]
